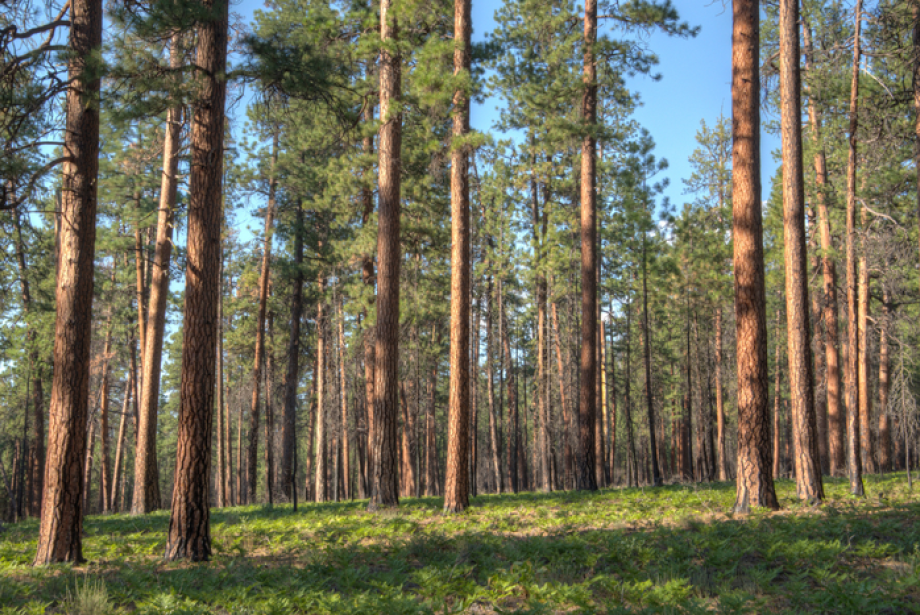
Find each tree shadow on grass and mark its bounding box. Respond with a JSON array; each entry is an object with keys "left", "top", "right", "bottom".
[{"left": 2, "top": 481, "right": 919, "bottom": 614}]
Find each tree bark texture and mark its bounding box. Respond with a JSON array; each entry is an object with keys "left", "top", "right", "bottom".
[
  {"left": 731, "top": 0, "right": 778, "bottom": 513},
  {"left": 780, "top": 0, "right": 823, "bottom": 502},
  {"left": 844, "top": 0, "right": 865, "bottom": 497},
  {"left": 368, "top": 0, "right": 402, "bottom": 511},
  {"left": 443, "top": 0, "right": 472, "bottom": 512},
  {"left": 34, "top": 0, "right": 102, "bottom": 564},
  {"left": 577, "top": 0, "right": 599, "bottom": 492},
  {"left": 133, "top": 36, "right": 183, "bottom": 515},
  {"left": 163, "top": 0, "right": 228, "bottom": 561}
]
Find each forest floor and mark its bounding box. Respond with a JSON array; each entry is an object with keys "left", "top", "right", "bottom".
[{"left": 1, "top": 474, "right": 919, "bottom": 614}]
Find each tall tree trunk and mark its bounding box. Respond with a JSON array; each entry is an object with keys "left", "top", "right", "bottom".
[
  {"left": 780, "top": 0, "right": 824, "bottom": 502},
  {"left": 808, "top": 206, "right": 830, "bottom": 475},
  {"left": 858, "top": 217, "right": 873, "bottom": 474},
  {"left": 773, "top": 312, "right": 783, "bottom": 478},
  {"left": 877, "top": 291, "right": 891, "bottom": 472},
  {"left": 551, "top": 301, "right": 574, "bottom": 490},
  {"left": 133, "top": 36, "right": 183, "bottom": 515},
  {"left": 624, "top": 297, "right": 639, "bottom": 487},
  {"left": 715, "top": 307, "right": 727, "bottom": 480},
  {"left": 279, "top": 201, "right": 303, "bottom": 498},
  {"left": 683, "top": 299, "right": 694, "bottom": 482},
  {"left": 164, "top": 0, "right": 228, "bottom": 560},
  {"left": 99, "top": 320, "right": 113, "bottom": 514},
  {"left": 470, "top": 292, "right": 480, "bottom": 496},
  {"left": 486, "top": 276, "right": 502, "bottom": 493},
  {"left": 216, "top": 248, "right": 227, "bottom": 508},
  {"left": 369, "top": 0, "right": 402, "bottom": 511},
  {"left": 83, "top": 414, "right": 97, "bottom": 515},
  {"left": 641, "top": 238, "right": 662, "bottom": 486},
  {"left": 804, "top": 24, "right": 844, "bottom": 477},
  {"left": 265, "top": 310, "right": 276, "bottom": 505},
  {"left": 111, "top": 365, "right": 132, "bottom": 512},
  {"left": 530, "top": 154, "right": 551, "bottom": 493},
  {"left": 844, "top": 0, "right": 865, "bottom": 497},
  {"left": 913, "top": 2, "right": 920, "bottom": 326},
  {"left": 576, "top": 0, "right": 599, "bottom": 492},
  {"left": 362, "top": 87, "right": 377, "bottom": 492},
  {"left": 731, "top": 0, "right": 778, "bottom": 513},
  {"left": 34, "top": 0, "right": 102, "bottom": 564},
  {"left": 337, "top": 296, "right": 350, "bottom": 500},
  {"left": 315, "top": 281, "right": 328, "bottom": 502},
  {"left": 303, "top": 351, "right": 318, "bottom": 502},
  {"left": 427, "top": 323, "right": 440, "bottom": 496},
  {"left": 500, "top": 291, "right": 518, "bottom": 493},
  {"left": 246, "top": 134, "right": 278, "bottom": 504}
]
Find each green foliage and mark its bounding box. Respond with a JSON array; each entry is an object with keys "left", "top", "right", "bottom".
[{"left": 3, "top": 476, "right": 920, "bottom": 614}]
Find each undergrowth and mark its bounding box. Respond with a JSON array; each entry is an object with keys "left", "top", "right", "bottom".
[{"left": 1, "top": 473, "right": 918, "bottom": 613}]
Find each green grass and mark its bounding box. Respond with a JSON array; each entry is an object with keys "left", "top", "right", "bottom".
[{"left": 2, "top": 474, "right": 919, "bottom": 614}]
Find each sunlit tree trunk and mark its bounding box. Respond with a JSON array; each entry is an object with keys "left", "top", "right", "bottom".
[
  {"left": 780, "top": 0, "right": 823, "bottom": 501},
  {"left": 133, "top": 35, "right": 183, "bottom": 515},
  {"left": 34, "top": 0, "right": 102, "bottom": 564},
  {"left": 877, "top": 291, "right": 891, "bottom": 472},
  {"left": 844, "top": 0, "right": 865, "bottom": 497},
  {"left": 731, "top": 0, "right": 778, "bottom": 512}
]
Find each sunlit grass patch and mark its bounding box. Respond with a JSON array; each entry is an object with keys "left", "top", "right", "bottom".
[{"left": 1, "top": 472, "right": 918, "bottom": 613}]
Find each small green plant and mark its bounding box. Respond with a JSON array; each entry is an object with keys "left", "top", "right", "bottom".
[{"left": 62, "top": 576, "right": 111, "bottom": 615}]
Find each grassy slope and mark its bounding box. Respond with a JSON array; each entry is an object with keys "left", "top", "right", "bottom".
[{"left": 1, "top": 474, "right": 919, "bottom": 614}]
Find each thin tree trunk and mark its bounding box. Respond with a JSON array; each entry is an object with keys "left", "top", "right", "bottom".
[
  {"left": 715, "top": 307, "right": 727, "bottom": 480},
  {"left": 133, "top": 36, "right": 183, "bottom": 515},
  {"left": 731, "top": 0, "right": 778, "bottom": 512},
  {"left": 216, "top": 248, "right": 227, "bottom": 508},
  {"left": 858, "top": 218, "right": 873, "bottom": 474},
  {"left": 427, "top": 323, "right": 440, "bottom": 496},
  {"left": 773, "top": 312, "right": 783, "bottom": 479},
  {"left": 99, "top": 321, "right": 113, "bottom": 513},
  {"left": 164, "top": 0, "right": 229, "bottom": 560},
  {"left": 844, "top": 0, "right": 865, "bottom": 497},
  {"left": 246, "top": 134, "right": 278, "bottom": 504},
  {"left": 877, "top": 290, "right": 891, "bottom": 472},
  {"left": 576, "top": 0, "right": 599, "bottom": 493},
  {"left": 266, "top": 310, "right": 276, "bottom": 505},
  {"left": 641, "top": 238, "right": 662, "bottom": 486},
  {"left": 551, "top": 301, "right": 574, "bottom": 490},
  {"left": 624, "top": 296, "right": 638, "bottom": 487},
  {"left": 369, "top": 0, "right": 402, "bottom": 511},
  {"left": 34, "top": 0, "right": 102, "bottom": 564},
  {"left": 804, "top": 19, "right": 845, "bottom": 476},
  {"left": 336, "top": 296, "right": 350, "bottom": 500},
  {"left": 486, "top": 276, "right": 502, "bottom": 493},
  {"left": 808, "top": 205, "right": 830, "bottom": 476},
  {"left": 780, "top": 0, "right": 823, "bottom": 502},
  {"left": 111, "top": 366, "right": 132, "bottom": 511},
  {"left": 315, "top": 281, "right": 328, "bottom": 502}
]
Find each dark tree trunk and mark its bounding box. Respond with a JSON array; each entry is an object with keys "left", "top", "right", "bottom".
[
  {"left": 877, "top": 292, "right": 892, "bottom": 472},
  {"left": 731, "top": 0, "right": 778, "bottom": 513},
  {"left": 368, "top": 0, "right": 402, "bottom": 511},
  {"left": 163, "top": 0, "right": 228, "bottom": 561},
  {"left": 34, "top": 0, "right": 102, "bottom": 564}
]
